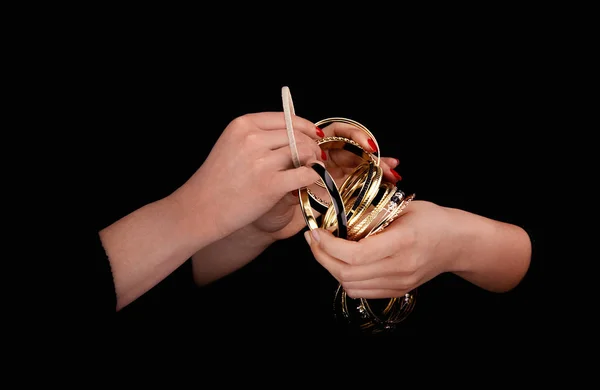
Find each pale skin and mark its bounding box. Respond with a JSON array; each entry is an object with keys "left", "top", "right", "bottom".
[
  {"left": 190, "top": 122, "right": 400, "bottom": 286},
  {"left": 303, "top": 200, "right": 532, "bottom": 298},
  {"left": 99, "top": 112, "right": 399, "bottom": 310},
  {"left": 99, "top": 111, "right": 530, "bottom": 311}
]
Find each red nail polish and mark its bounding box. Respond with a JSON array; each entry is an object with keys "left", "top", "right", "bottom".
[
  {"left": 321, "top": 150, "right": 327, "bottom": 161},
  {"left": 316, "top": 126, "right": 325, "bottom": 137},
  {"left": 367, "top": 138, "right": 378, "bottom": 152},
  {"left": 391, "top": 169, "right": 402, "bottom": 181}
]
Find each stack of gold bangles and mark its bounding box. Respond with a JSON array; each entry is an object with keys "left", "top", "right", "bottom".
[{"left": 299, "top": 117, "right": 416, "bottom": 334}]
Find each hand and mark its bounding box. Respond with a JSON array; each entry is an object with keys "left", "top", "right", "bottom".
[
  {"left": 304, "top": 201, "right": 462, "bottom": 298},
  {"left": 251, "top": 122, "right": 402, "bottom": 240},
  {"left": 174, "top": 112, "right": 324, "bottom": 242},
  {"left": 318, "top": 121, "right": 402, "bottom": 185}
]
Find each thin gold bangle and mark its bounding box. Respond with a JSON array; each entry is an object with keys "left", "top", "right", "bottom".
[{"left": 314, "top": 118, "right": 381, "bottom": 167}]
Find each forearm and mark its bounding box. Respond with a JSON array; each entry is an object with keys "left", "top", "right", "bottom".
[
  {"left": 192, "top": 224, "right": 275, "bottom": 286},
  {"left": 99, "top": 194, "right": 216, "bottom": 311},
  {"left": 448, "top": 207, "right": 532, "bottom": 293}
]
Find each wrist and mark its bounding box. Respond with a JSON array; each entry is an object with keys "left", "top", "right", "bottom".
[
  {"left": 442, "top": 206, "right": 495, "bottom": 274},
  {"left": 443, "top": 206, "right": 532, "bottom": 292}
]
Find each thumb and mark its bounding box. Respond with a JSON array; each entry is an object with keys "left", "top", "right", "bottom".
[
  {"left": 303, "top": 227, "right": 337, "bottom": 248},
  {"left": 305, "top": 227, "right": 361, "bottom": 265}
]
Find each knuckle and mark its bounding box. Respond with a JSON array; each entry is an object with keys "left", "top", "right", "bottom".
[
  {"left": 296, "top": 143, "right": 315, "bottom": 161},
  {"left": 400, "top": 227, "right": 417, "bottom": 247},
  {"left": 300, "top": 166, "right": 318, "bottom": 184},
  {"left": 244, "top": 131, "right": 261, "bottom": 146},
  {"left": 395, "top": 255, "right": 419, "bottom": 279},
  {"left": 403, "top": 274, "right": 418, "bottom": 290},
  {"left": 231, "top": 114, "right": 251, "bottom": 130},
  {"left": 338, "top": 264, "right": 352, "bottom": 282},
  {"left": 349, "top": 245, "right": 364, "bottom": 265}
]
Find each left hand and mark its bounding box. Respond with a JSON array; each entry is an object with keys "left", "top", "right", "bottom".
[{"left": 303, "top": 200, "right": 463, "bottom": 298}]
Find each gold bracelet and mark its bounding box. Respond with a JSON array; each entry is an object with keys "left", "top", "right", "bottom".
[
  {"left": 315, "top": 118, "right": 381, "bottom": 167},
  {"left": 312, "top": 136, "right": 377, "bottom": 191},
  {"left": 297, "top": 117, "right": 416, "bottom": 334}
]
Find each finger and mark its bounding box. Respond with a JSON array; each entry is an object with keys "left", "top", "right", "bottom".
[
  {"left": 276, "top": 162, "right": 323, "bottom": 193},
  {"left": 246, "top": 112, "right": 322, "bottom": 139},
  {"left": 303, "top": 230, "right": 345, "bottom": 282},
  {"left": 381, "top": 157, "right": 399, "bottom": 168},
  {"left": 310, "top": 228, "right": 395, "bottom": 266},
  {"left": 327, "top": 151, "right": 400, "bottom": 183},
  {"left": 267, "top": 141, "right": 323, "bottom": 171},
  {"left": 344, "top": 289, "right": 406, "bottom": 299},
  {"left": 379, "top": 157, "right": 401, "bottom": 182},
  {"left": 379, "top": 159, "right": 402, "bottom": 183},
  {"left": 342, "top": 275, "right": 407, "bottom": 290},
  {"left": 258, "top": 129, "right": 321, "bottom": 151},
  {"left": 337, "top": 256, "right": 406, "bottom": 282},
  {"left": 322, "top": 122, "right": 378, "bottom": 153},
  {"left": 306, "top": 229, "right": 407, "bottom": 283}
]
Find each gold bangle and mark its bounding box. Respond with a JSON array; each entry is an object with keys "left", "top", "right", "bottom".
[
  {"left": 311, "top": 136, "right": 377, "bottom": 191},
  {"left": 295, "top": 117, "right": 417, "bottom": 334},
  {"left": 314, "top": 118, "right": 381, "bottom": 167}
]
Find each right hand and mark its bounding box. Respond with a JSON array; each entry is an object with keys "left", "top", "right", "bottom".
[{"left": 174, "top": 112, "right": 325, "bottom": 241}]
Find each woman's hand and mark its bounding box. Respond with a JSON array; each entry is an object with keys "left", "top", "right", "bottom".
[
  {"left": 250, "top": 121, "right": 402, "bottom": 240},
  {"left": 318, "top": 121, "right": 402, "bottom": 184},
  {"left": 304, "top": 200, "right": 532, "bottom": 297},
  {"left": 173, "top": 112, "right": 324, "bottom": 243}
]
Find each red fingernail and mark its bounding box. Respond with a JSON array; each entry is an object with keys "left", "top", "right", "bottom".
[
  {"left": 291, "top": 190, "right": 298, "bottom": 197},
  {"left": 367, "top": 138, "right": 378, "bottom": 152},
  {"left": 316, "top": 126, "right": 324, "bottom": 137},
  {"left": 391, "top": 169, "right": 402, "bottom": 181},
  {"left": 321, "top": 150, "right": 327, "bottom": 161}
]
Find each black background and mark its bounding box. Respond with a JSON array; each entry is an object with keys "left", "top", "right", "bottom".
[
  {"left": 35, "top": 27, "right": 567, "bottom": 348},
  {"left": 89, "top": 70, "right": 553, "bottom": 339}
]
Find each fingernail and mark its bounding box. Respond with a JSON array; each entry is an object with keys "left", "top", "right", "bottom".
[
  {"left": 291, "top": 190, "right": 298, "bottom": 197},
  {"left": 304, "top": 231, "right": 312, "bottom": 245},
  {"left": 391, "top": 169, "right": 402, "bottom": 181},
  {"left": 321, "top": 150, "right": 327, "bottom": 161},
  {"left": 316, "top": 126, "right": 325, "bottom": 137},
  {"left": 311, "top": 229, "right": 320, "bottom": 243},
  {"left": 367, "top": 138, "right": 378, "bottom": 152},
  {"left": 392, "top": 158, "right": 400, "bottom": 167}
]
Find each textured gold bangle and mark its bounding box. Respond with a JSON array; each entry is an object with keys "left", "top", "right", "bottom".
[
  {"left": 369, "top": 193, "right": 416, "bottom": 236},
  {"left": 312, "top": 136, "right": 377, "bottom": 191},
  {"left": 359, "top": 190, "right": 406, "bottom": 239},
  {"left": 315, "top": 118, "right": 381, "bottom": 167},
  {"left": 347, "top": 182, "right": 397, "bottom": 241}
]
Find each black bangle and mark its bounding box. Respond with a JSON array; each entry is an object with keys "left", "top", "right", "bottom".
[{"left": 300, "top": 163, "right": 348, "bottom": 239}]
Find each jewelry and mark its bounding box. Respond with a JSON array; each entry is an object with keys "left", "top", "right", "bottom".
[
  {"left": 300, "top": 162, "right": 348, "bottom": 239},
  {"left": 280, "top": 87, "right": 416, "bottom": 333},
  {"left": 314, "top": 118, "right": 381, "bottom": 167}
]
